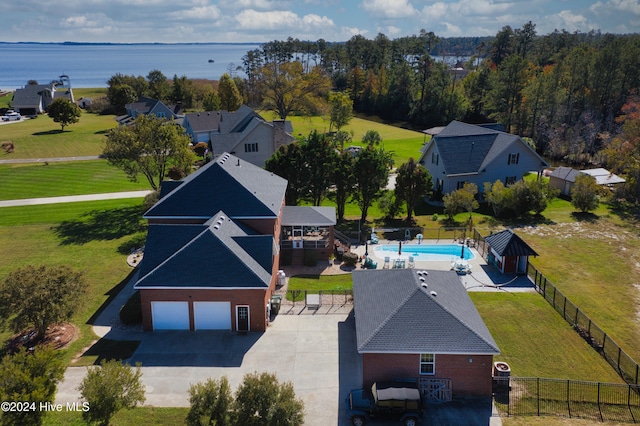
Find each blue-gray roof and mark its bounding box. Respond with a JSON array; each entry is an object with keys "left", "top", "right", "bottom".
[
  {"left": 484, "top": 229, "right": 538, "bottom": 257},
  {"left": 352, "top": 269, "right": 499, "bottom": 355},
  {"left": 429, "top": 121, "right": 547, "bottom": 175},
  {"left": 144, "top": 152, "right": 287, "bottom": 220},
  {"left": 135, "top": 211, "right": 273, "bottom": 289}
]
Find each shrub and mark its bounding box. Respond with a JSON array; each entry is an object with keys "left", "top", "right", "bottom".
[
  {"left": 342, "top": 251, "right": 359, "bottom": 267},
  {"left": 119, "top": 291, "right": 142, "bottom": 325}
]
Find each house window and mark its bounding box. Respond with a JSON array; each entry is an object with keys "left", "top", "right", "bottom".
[
  {"left": 420, "top": 353, "right": 435, "bottom": 375},
  {"left": 431, "top": 152, "right": 439, "bottom": 165},
  {"left": 456, "top": 181, "right": 467, "bottom": 190},
  {"left": 505, "top": 176, "right": 517, "bottom": 185},
  {"left": 156, "top": 112, "right": 165, "bottom": 118},
  {"left": 508, "top": 153, "right": 520, "bottom": 165},
  {"left": 244, "top": 143, "right": 259, "bottom": 153}
]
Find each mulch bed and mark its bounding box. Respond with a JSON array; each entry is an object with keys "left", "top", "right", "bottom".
[{"left": 4, "top": 323, "right": 77, "bottom": 354}]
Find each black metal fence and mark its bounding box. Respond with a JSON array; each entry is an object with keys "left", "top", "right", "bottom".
[
  {"left": 283, "top": 289, "right": 353, "bottom": 306},
  {"left": 527, "top": 263, "right": 640, "bottom": 386},
  {"left": 495, "top": 377, "right": 640, "bottom": 422}
]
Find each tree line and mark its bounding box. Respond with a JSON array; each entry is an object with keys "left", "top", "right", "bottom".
[{"left": 240, "top": 25, "right": 640, "bottom": 169}]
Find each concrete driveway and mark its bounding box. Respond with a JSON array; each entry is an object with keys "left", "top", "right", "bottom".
[{"left": 56, "top": 312, "right": 361, "bottom": 426}]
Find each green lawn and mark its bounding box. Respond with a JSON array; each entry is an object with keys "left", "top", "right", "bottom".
[
  {"left": 260, "top": 111, "right": 426, "bottom": 165},
  {"left": 0, "top": 111, "right": 116, "bottom": 159},
  {"left": 0, "top": 199, "right": 148, "bottom": 364},
  {"left": 0, "top": 160, "right": 150, "bottom": 200},
  {"left": 43, "top": 407, "right": 188, "bottom": 426}
]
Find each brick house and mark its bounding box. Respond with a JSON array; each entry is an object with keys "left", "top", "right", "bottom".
[
  {"left": 135, "top": 152, "right": 335, "bottom": 332},
  {"left": 352, "top": 269, "right": 500, "bottom": 399}
]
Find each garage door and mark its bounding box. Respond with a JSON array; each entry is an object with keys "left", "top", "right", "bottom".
[
  {"left": 193, "top": 301, "right": 231, "bottom": 330},
  {"left": 151, "top": 301, "right": 190, "bottom": 330}
]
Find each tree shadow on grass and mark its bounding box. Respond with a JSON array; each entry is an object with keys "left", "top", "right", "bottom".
[
  {"left": 570, "top": 211, "right": 600, "bottom": 223},
  {"left": 51, "top": 206, "right": 146, "bottom": 245},
  {"left": 33, "top": 130, "right": 65, "bottom": 136}
]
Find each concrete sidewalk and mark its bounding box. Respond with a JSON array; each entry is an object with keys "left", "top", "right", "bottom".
[{"left": 0, "top": 190, "right": 153, "bottom": 207}]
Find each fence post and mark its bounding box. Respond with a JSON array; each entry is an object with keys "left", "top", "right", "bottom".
[
  {"left": 598, "top": 382, "right": 603, "bottom": 422},
  {"left": 567, "top": 379, "right": 571, "bottom": 418},
  {"left": 636, "top": 364, "right": 639, "bottom": 385},
  {"left": 537, "top": 378, "right": 540, "bottom": 416},
  {"left": 618, "top": 347, "right": 622, "bottom": 374},
  {"left": 563, "top": 297, "right": 567, "bottom": 320}
]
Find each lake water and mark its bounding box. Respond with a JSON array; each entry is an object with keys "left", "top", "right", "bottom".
[{"left": 0, "top": 43, "right": 261, "bottom": 90}]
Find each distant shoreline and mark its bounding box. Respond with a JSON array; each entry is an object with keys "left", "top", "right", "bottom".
[{"left": 0, "top": 41, "right": 263, "bottom": 46}]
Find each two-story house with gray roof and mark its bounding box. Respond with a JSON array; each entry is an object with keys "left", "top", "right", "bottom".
[
  {"left": 116, "top": 96, "right": 182, "bottom": 126},
  {"left": 11, "top": 81, "right": 74, "bottom": 116},
  {"left": 182, "top": 105, "right": 294, "bottom": 167},
  {"left": 352, "top": 269, "right": 500, "bottom": 399},
  {"left": 137, "top": 152, "right": 335, "bottom": 332},
  {"left": 418, "top": 121, "right": 548, "bottom": 197}
]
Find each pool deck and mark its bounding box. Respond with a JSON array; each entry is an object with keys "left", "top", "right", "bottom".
[{"left": 351, "top": 239, "right": 536, "bottom": 293}]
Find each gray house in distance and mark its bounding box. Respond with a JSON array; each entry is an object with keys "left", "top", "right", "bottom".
[
  {"left": 11, "top": 76, "right": 75, "bottom": 115},
  {"left": 115, "top": 96, "right": 182, "bottom": 126},
  {"left": 182, "top": 105, "right": 294, "bottom": 167},
  {"left": 418, "top": 121, "right": 548, "bottom": 196}
]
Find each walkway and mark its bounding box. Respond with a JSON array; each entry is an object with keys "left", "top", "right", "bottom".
[{"left": 0, "top": 190, "right": 153, "bottom": 207}]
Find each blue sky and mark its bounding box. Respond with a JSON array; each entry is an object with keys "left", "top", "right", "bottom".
[{"left": 1, "top": 0, "right": 638, "bottom": 43}]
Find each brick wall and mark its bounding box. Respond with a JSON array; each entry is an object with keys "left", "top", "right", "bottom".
[
  {"left": 140, "top": 288, "right": 269, "bottom": 332},
  {"left": 362, "top": 353, "right": 494, "bottom": 398}
]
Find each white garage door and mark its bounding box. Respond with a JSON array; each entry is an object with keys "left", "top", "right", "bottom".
[
  {"left": 151, "top": 301, "right": 190, "bottom": 330},
  {"left": 193, "top": 301, "right": 231, "bottom": 330}
]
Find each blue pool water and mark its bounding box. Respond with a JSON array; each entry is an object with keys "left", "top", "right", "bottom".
[{"left": 373, "top": 244, "right": 475, "bottom": 261}]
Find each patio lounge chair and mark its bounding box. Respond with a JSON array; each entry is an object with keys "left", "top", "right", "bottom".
[
  {"left": 370, "top": 233, "right": 379, "bottom": 244},
  {"left": 382, "top": 257, "right": 390, "bottom": 269},
  {"left": 408, "top": 256, "right": 415, "bottom": 268}
]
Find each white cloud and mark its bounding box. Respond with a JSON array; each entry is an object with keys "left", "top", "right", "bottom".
[
  {"left": 234, "top": 9, "right": 335, "bottom": 32},
  {"left": 557, "top": 9, "right": 590, "bottom": 31},
  {"left": 219, "top": 0, "right": 275, "bottom": 10},
  {"left": 361, "top": 0, "right": 418, "bottom": 18},
  {"left": 169, "top": 5, "right": 221, "bottom": 20},
  {"left": 302, "top": 14, "right": 335, "bottom": 28}
]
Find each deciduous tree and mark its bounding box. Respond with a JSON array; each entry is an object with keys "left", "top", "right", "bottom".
[
  {"left": 353, "top": 145, "right": 392, "bottom": 223},
  {"left": 218, "top": 73, "right": 243, "bottom": 111},
  {"left": 103, "top": 114, "right": 195, "bottom": 191},
  {"left": 187, "top": 376, "right": 233, "bottom": 426},
  {"left": 571, "top": 174, "right": 600, "bottom": 212},
  {"left": 258, "top": 61, "right": 331, "bottom": 119},
  {"left": 0, "top": 265, "right": 87, "bottom": 338},
  {"left": 47, "top": 98, "right": 81, "bottom": 131},
  {"left": 443, "top": 183, "right": 479, "bottom": 220},
  {"left": 234, "top": 372, "right": 304, "bottom": 426},
  {"left": 78, "top": 360, "right": 145, "bottom": 426},
  {"left": 0, "top": 347, "right": 65, "bottom": 426},
  {"left": 328, "top": 91, "right": 353, "bottom": 132},
  {"left": 394, "top": 158, "right": 432, "bottom": 221}
]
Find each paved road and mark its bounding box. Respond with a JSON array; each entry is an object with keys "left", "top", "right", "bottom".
[{"left": 0, "top": 190, "right": 153, "bottom": 207}]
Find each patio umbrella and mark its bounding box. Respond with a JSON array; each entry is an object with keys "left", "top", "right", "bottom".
[
  {"left": 399, "top": 241, "right": 402, "bottom": 255},
  {"left": 365, "top": 242, "right": 368, "bottom": 257},
  {"left": 461, "top": 242, "right": 465, "bottom": 259}
]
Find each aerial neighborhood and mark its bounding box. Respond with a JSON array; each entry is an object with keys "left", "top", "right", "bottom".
[{"left": 2, "top": 27, "right": 640, "bottom": 426}]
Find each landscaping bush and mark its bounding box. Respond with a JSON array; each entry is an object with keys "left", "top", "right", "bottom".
[
  {"left": 303, "top": 250, "right": 318, "bottom": 267},
  {"left": 119, "top": 291, "right": 142, "bottom": 325},
  {"left": 342, "top": 251, "right": 359, "bottom": 267}
]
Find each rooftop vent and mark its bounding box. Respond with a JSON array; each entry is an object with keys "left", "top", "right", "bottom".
[
  {"left": 421, "top": 283, "right": 428, "bottom": 289},
  {"left": 419, "top": 276, "right": 426, "bottom": 282},
  {"left": 430, "top": 291, "right": 437, "bottom": 297},
  {"left": 213, "top": 225, "right": 220, "bottom": 230}
]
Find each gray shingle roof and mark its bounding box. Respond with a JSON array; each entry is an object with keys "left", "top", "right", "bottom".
[
  {"left": 135, "top": 211, "right": 272, "bottom": 289},
  {"left": 484, "top": 229, "right": 538, "bottom": 257},
  {"left": 352, "top": 269, "right": 499, "bottom": 354},
  {"left": 431, "top": 121, "right": 547, "bottom": 175},
  {"left": 280, "top": 206, "right": 336, "bottom": 226},
  {"left": 144, "top": 152, "right": 287, "bottom": 220},
  {"left": 550, "top": 166, "right": 580, "bottom": 183}
]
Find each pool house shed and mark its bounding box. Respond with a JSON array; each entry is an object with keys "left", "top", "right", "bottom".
[{"left": 484, "top": 229, "right": 537, "bottom": 274}]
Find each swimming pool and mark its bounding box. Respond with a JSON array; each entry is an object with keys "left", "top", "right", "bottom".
[{"left": 373, "top": 244, "right": 475, "bottom": 261}]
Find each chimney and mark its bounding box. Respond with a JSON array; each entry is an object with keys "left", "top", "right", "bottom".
[{"left": 272, "top": 120, "right": 289, "bottom": 151}]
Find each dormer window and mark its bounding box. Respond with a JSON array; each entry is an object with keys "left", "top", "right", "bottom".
[{"left": 508, "top": 153, "right": 519, "bottom": 165}]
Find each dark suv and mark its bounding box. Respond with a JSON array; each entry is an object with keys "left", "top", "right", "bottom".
[{"left": 346, "top": 380, "right": 423, "bottom": 425}]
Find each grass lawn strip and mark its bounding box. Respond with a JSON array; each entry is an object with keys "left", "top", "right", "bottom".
[{"left": 0, "top": 161, "right": 150, "bottom": 200}]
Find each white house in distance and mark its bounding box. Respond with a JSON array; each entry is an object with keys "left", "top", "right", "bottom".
[
  {"left": 418, "top": 121, "right": 549, "bottom": 196},
  {"left": 182, "top": 105, "right": 294, "bottom": 167}
]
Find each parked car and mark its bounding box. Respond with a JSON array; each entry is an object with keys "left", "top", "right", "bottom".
[
  {"left": 2, "top": 111, "right": 21, "bottom": 121},
  {"left": 347, "top": 380, "right": 423, "bottom": 426}
]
